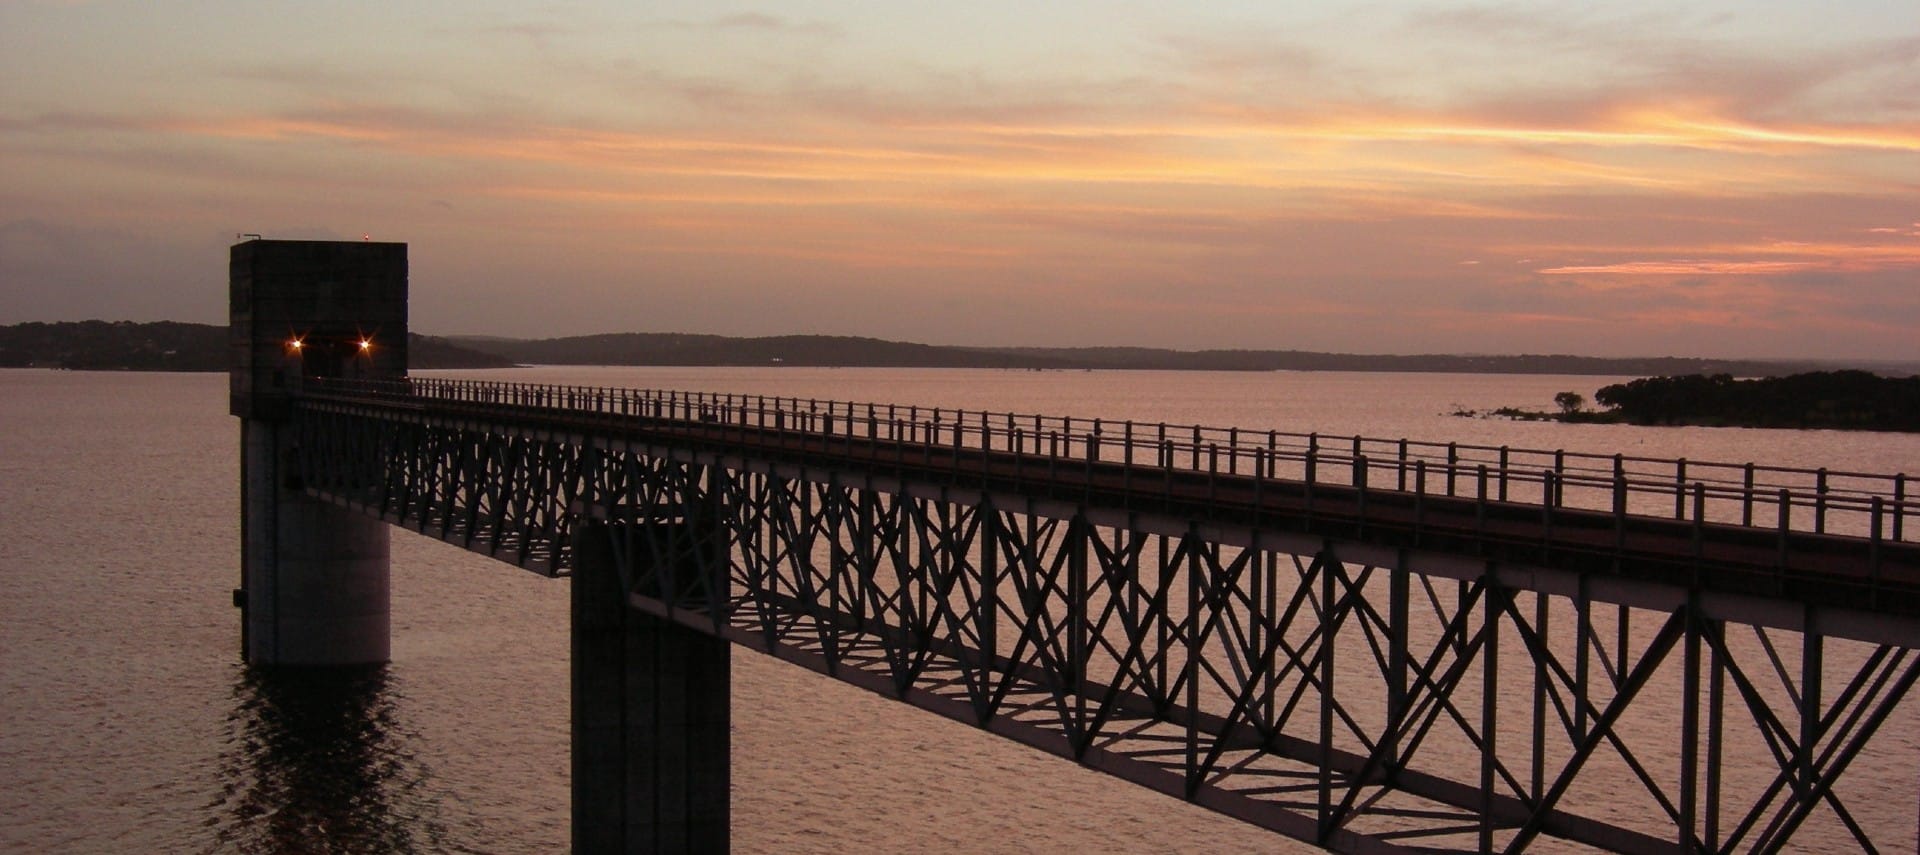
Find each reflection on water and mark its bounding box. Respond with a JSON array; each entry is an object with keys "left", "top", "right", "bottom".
[{"left": 207, "top": 665, "right": 450, "bottom": 854}]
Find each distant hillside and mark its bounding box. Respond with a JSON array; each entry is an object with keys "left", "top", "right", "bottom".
[
  {"left": 409, "top": 334, "right": 519, "bottom": 369},
  {"left": 0, "top": 320, "right": 227, "bottom": 371},
  {"left": 452, "top": 332, "right": 1872, "bottom": 376},
  {"left": 452, "top": 332, "right": 1081, "bottom": 369},
  {"left": 9, "top": 322, "right": 1910, "bottom": 378},
  {"left": 0, "top": 321, "right": 514, "bottom": 371},
  {"left": 986, "top": 347, "right": 1829, "bottom": 376}
]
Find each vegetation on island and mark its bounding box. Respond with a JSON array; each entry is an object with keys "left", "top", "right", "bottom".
[
  {"left": 1462, "top": 372, "right": 1920, "bottom": 432},
  {"left": 1591, "top": 372, "right": 1920, "bottom": 431}
]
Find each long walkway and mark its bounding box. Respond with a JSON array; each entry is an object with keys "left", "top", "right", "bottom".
[{"left": 306, "top": 377, "right": 1920, "bottom": 620}]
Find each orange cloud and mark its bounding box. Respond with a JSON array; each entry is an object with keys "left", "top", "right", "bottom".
[
  {"left": 1533, "top": 236, "right": 1920, "bottom": 277},
  {"left": 165, "top": 116, "right": 403, "bottom": 144},
  {"left": 147, "top": 92, "right": 1915, "bottom": 205},
  {"left": 1538, "top": 260, "right": 1821, "bottom": 275}
]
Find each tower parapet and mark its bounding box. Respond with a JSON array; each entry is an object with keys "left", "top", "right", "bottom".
[{"left": 230, "top": 239, "right": 407, "bottom": 419}]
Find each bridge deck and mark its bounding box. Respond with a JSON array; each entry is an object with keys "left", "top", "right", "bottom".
[{"left": 303, "top": 379, "right": 1920, "bottom": 621}]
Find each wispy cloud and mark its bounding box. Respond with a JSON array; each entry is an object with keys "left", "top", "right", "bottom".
[
  {"left": 1537, "top": 260, "right": 1822, "bottom": 276},
  {"left": 710, "top": 12, "right": 838, "bottom": 37}
]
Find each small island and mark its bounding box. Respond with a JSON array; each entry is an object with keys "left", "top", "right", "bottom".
[{"left": 1469, "top": 371, "right": 1920, "bottom": 432}]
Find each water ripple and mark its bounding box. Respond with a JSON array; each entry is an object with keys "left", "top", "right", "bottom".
[{"left": 202, "top": 665, "right": 453, "bottom": 854}]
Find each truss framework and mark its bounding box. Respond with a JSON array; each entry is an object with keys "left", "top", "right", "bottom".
[{"left": 288, "top": 401, "right": 1920, "bottom": 853}]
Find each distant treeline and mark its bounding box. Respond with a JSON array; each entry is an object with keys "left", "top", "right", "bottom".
[
  {"left": 0, "top": 320, "right": 226, "bottom": 371},
  {"left": 0, "top": 321, "right": 513, "bottom": 371},
  {"left": 454, "top": 331, "right": 1876, "bottom": 376},
  {"left": 988, "top": 347, "right": 1814, "bottom": 376},
  {"left": 7, "top": 321, "right": 1917, "bottom": 381},
  {"left": 457, "top": 332, "right": 1075, "bottom": 369},
  {"left": 1594, "top": 372, "right": 1920, "bottom": 431}
]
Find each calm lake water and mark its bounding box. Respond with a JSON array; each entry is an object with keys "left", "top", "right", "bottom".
[{"left": 3, "top": 367, "right": 1917, "bottom": 853}]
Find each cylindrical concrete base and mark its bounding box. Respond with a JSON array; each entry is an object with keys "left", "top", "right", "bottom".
[
  {"left": 241, "top": 420, "right": 391, "bottom": 665},
  {"left": 573, "top": 520, "right": 731, "bottom": 854}
]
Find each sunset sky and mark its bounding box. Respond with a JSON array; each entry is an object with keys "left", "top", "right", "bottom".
[{"left": 2, "top": 1, "right": 1916, "bottom": 358}]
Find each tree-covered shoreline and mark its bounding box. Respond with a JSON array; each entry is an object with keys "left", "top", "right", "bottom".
[
  {"left": 5, "top": 320, "right": 1885, "bottom": 376},
  {"left": 0, "top": 321, "right": 513, "bottom": 371},
  {"left": 1468, "top": 372, "right": 1920, "bottom": 433},
  {"left": 1592, "top": 371, "right": 1920, "bottom": 431}
]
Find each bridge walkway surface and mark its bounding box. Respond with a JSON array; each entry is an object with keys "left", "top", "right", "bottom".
[{"left": 289, "top": 377, "right": 1920, "bottom": 854}]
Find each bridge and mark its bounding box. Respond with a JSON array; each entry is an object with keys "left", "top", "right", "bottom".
[{"left": 231, "top": 240, "right": 1920, "bottom": 853}]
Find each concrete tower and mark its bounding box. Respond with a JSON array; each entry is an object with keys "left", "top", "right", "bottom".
[{"left": 231, "top": 239, "right": 407, "bottom": 665}]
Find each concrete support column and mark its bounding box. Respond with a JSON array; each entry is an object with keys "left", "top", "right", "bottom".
[
  {"left": 241, "top": 420, "right": 391, "bottom": 665},
  {"left": 572, "top": 520, "right": 731, "bottom": 854},
  {"left": 230, "top": 238, "right": 406, "bottom": 667}
]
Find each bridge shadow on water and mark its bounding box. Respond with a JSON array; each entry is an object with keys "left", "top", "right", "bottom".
[{"left": 207, "top": 664, "right": 453, "bottom": 854}]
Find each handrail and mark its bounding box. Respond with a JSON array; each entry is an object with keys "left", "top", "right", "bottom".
[{"left": 299, "top": 376, "right": 1916, "bottom": 547}]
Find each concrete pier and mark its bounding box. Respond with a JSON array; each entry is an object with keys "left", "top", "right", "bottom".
[
  {"left": 239, "top": 419, "right": 392, "bottom": 664},
  {"left": 231, "top": 239, "right": 406, "bottom": 666},
  {"left": 572, "top": 520, "right": 731, "bottom": 854}
]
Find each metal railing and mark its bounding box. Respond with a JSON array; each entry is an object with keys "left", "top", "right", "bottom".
[{"left": 303, "top": 376, "right": 1916, "bottom": 547}]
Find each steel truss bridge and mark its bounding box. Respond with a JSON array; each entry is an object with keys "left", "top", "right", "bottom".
[{"left": 287, "top": 376, "right": 1920, "bottom": 853}]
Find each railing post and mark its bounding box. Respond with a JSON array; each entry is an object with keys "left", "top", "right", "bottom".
[
  {"left": 1611, "top": 452, "right": 1627, "bottom": 515},
  {"left": 1498, "top": 446, "right": 1511, "bottom": 502},
  {"left": 1354, "top": 455, "right": 1369, "bottom": 529},
  {"left": 1413, "top": 460, "right": 1427, "bottom": 541},
  {"left": 1691, "top": 483, "right": 1707, "bottom": 574},
  {"left": 1305, "top": 433, "right": 1319, "bottom": 513},
  {"left": 1553, "top": 450, "right": 1565, "bottom": 507},
  {"left": 1674, "top": 458, "right": 1688, "bottom": 519},
  {"left": 1047, "top": 431, "right": 1061, "bottom": 486},
  {"left": 1206, "top": 444, "right": 1218, "bottom": 507},
  {"left": 1777, "top": 489, "right": 1792, "bottom": 574},
  {"left": 1896, "top": 474, "right": 1908, "bottom": 542},
  {"left": 1253, "top": 448, "right": 1267, "bottom": 527},
  {"left": 1870, "top": 497, "right": 1885, "bottom": 606},
  {"left": 1541, "top": 469, "right": 1556, "bottom": 551},
  {"left": 1397, "top": 438, "right": 1409, "bottom": 491},
  {"left": 1012, "top": 428, "right": 1025, "bottom": 488},
  {"left": 1814, "top": 468, "right": 1829, "bottom": 534},
  {"left": 1613, "top": 472, "right": 1629, "bottom": 556},
  {"left": 1476, "top": 464, "right": 1488, "bottom": 533}
]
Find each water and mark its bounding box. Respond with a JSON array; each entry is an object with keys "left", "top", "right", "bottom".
[{"left": 3, "top": 367, "right": 1916, "bottom": 853}]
